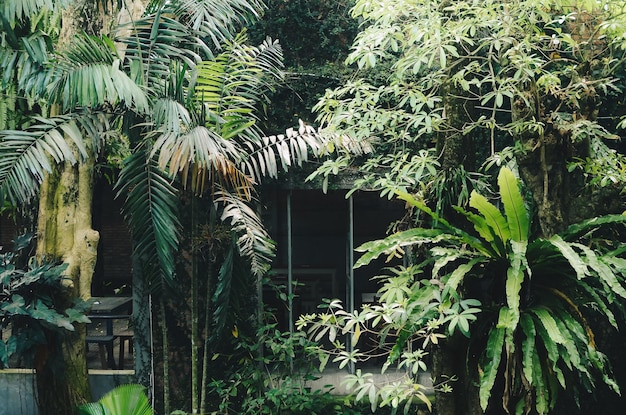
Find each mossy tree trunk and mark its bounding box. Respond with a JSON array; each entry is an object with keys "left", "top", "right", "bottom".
[
  {"left": 431, "top": 80, "right": 483, "bottom": 415},
  {"left": 32, "top": 1, "right": 149, "bottom": 412},
  {"left": 35, "top": 145, "right": 98, "bottom": 414}
]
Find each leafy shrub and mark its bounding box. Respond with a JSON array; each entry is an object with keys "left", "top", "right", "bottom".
[{"left": 0, "top": 233, "right": 91, "bottom": 368}]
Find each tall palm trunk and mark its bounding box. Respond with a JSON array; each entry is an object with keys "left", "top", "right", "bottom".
[
  {"left": 191, "top": 196, "right": 200, "bottom": 413},
  {"left": 160, "top": 297, "right": 171, "bottom": 415}
]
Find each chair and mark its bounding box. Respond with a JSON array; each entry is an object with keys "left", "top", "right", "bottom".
[
  {"left": 86, "top": 334, "right": 118, "bottom": 369},
  {"left": 117, "top": 329, "right": 134, "bottom": 370}
]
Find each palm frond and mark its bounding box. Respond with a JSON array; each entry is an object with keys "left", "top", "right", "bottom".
[
  {"left": 215, "top": 188, "right": 275, "bottom": 276},
  {"left": 0, "top": 115, "right": 91, "bottom": 204},
  {"left": 172, "top": 0, "right": 265, "bottom": 49},
  {"left": 116, "top": 9, "right": 207, "bottom": 93},
  {"left": 151, "top": 126, "right": 253, "bottom": 196},
  {"left": 152, "top": 98, "right": 192, "bottom": 135},
  {"left": 1, "top": 0, "right": 69, "bottom": 24},
  {"left": 211, "top": 241, "right": 234, "bottom": 339},
  {"left": 239, "top": 120, "right": 328, "bottom": 183},
  {"left": 193, "top": 32, "right": 282, "bottom": 136},
  {"left": 115, "top": 146, "right": 181, "bottom": 290},
  {"left": 47, "top": 34, "right": 148, "bottom": 112},
  {"left": 0, "top": 29, "right": 52, "bottom": 96},
  {"left": 78, "top": 384, "right": 152, "bottom": 415}
]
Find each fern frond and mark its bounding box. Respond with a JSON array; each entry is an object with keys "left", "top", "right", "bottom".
[{"left": 498, "top": 167, "right": 529, "bottom": 242}]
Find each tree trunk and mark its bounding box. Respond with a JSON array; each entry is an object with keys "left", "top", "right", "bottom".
[
  {"left": 35, "top": 145, "right": 98, "bottom": 413},
  {"left": 432, "top": 79, "right": 482, "bottom": 415},
  {"left": 33, "top": 1, "right": 150, "bottom": 412}
]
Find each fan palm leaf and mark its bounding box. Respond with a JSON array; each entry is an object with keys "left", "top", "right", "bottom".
[{"left": 78, "top": 384, "right": 153, "bottom": 415}]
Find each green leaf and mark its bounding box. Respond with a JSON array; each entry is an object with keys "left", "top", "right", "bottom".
[
  {"left": 396, "top": 191, "right": 493, "bottom": 255},
  {"left": 445, "top": 258, "right": 482, "bottom": 293},
  {"left": 480, "top": 325, "right": 505, "bottom": 411},
  {"left": 116, "top": 146, "right": 181, "bottom": 290},
  {"left": 94, "top": 384, "right": 152, "bottom": 415},
  {"left": 354, "top": 227, "right": 448, "bottom": 268},
  {"left": 2, "top": 294, "right": 27, "bottom": 315},
  {"left": 575, "top": 244, "right": 626, "bottom": 299},
  {"left": 532, "top": 307, "right": 566, "bottom": 346},
  {"left": 65, "top": 308, "right": 90, "bottom": 324},
  {"left": 453, "top": 206, "right": 502, "bottom": 256},
  {"left": 216, "top": 189, "right": 276, "bottom": 276},
  {"left": 560, "top": 214, "right": 626, "bottom": 241},
  {"left": 498, "top": 167, "right": 529, "bottom": 242},
  {"left": 532, "top": 351, "right": 548, "bottom": 414},
  {"left": 469, "top": 190, "right": 510, "bottom": 248},
  {"left": 520, "top": 314, "right": 536, "bottom": 385},
  {"left": 505, "top": 240, "right": 528, "bottom": 324},
  {"left": 547, "top": 235, "right": 588, "bottom": 280}
]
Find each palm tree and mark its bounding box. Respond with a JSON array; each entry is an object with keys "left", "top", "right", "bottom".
[{"left": 0, "top": 0, "right": 327, "bottom": 412}]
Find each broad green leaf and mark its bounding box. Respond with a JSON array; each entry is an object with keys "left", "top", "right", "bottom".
[
  {"left": 506, "top": 240, "right": 528, "bottom": 322},
  {"left": 445, "top": 258, "right": 482, "bottom": 293},
  {"left": 560, "top": 214, "right": 626, "bottom": 241},
  {"left": 531, "top": 308, "right": 565, "bottom": 350},
  {"left": 97, "top": 384, "right": 153, "bottom": 415},
  {"left": 532, "top": 351, "right": 548, "bottom": 414},
  {"left": 552, "top": 312, "right": 581, "bottom": 371},
  {"left": 469, "top": 190, "right": 510, "bottom": 247},
  {"left": 575, "top": 243, "right": 626, "bottom": 299},
  {"left": 480, "top": 325, "right": 505, "bottom": 411},
  {"left": 453, "top": 206, "right": 502, "bottom": 256},
  {"left": 548, "top": 235, "right": 588, "bottom": 280},
  {"left": 520, "top": 314, "right": 536, "bottom": 385},
  {"left": 498, "top": 167, "right": 529, "bottom": 242},
  {"left": 2, "top": 294, "right": 27, "bottom": 315}
]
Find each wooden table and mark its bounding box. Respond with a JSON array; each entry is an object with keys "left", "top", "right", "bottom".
[{"left": 87, "top": 297, "right": 132, "bottom": 369}]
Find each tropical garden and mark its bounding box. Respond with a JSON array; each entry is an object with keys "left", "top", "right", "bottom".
[{"left": 2, "top": 0, "right": 626, "bottom": 414}]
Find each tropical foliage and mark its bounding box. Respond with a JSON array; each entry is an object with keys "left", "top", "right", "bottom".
[
  {"left": 304, "top": 0, "right": 626, "bottom": 412},
  {"left": 301, "top": 167, "right": 626, "bottom": 413},
  {"left": 77, "top": 384, "right": 153, "bottom": 415},
  {"left": 1, "top": 0, "right": 329, "bottom": 412},
  {"left": 0, "top": 0, "right": 328, "bottom": 291},
  {"left": 0, "top": 233, "right": 91, "bottom": 368},
  {"left": 311, "top": 0, "right": 626, "bottom": 228}
]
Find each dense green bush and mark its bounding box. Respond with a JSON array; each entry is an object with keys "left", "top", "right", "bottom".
[{"left": 0, "top": 234, "right": 91, "bottom": 368}]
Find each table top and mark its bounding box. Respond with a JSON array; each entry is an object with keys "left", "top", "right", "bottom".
[{"left": 90, "top": 297, "right": 132, "bottom": 315}]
